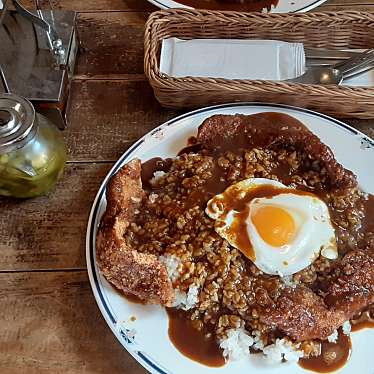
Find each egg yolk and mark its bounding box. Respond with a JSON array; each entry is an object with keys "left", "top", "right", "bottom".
[{"left": 251, "top": 206, "right": 296, "bottom": 247}]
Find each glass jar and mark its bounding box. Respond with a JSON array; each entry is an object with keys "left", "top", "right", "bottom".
[{"left": 0, "top": 93, "right": 67, "bottom": 198}]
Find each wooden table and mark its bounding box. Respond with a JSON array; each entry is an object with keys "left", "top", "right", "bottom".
[{"left": 1, "top": 1, "right": 374, "bottom": 373}]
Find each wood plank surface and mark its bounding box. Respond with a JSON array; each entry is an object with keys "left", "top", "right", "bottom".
[
  {"left": 64, "top": 79, "right": 374, "bottom": 162},
  {"left": 21, "top": 0, "right": 155, "bottom": 12},
  {"left": 76, "top": 12, "right": 149, "bottom": 77},
  {"left": 2, "top": 1, "right": 374, "bottom": 373},
  {"left": 20, "top": 0, "right": 374, "bottom": 12},
  {"left": 0, "top": 271, "right": 146, "bottom": 374},
  {"left": 347, "top": 119, "right": 374, "bottom": 139},
  {"left": 0, "top": 163, "right": 112, "bottom": 271},
  {"left": 65, "top": 80, "right": 180, "bottom": 162},
  {"left": 74, "top": 8, "right": 374, "bottom": 78}
]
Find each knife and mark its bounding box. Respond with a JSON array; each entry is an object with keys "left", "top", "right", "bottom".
[{"left": 304, "top": 48, "right": 366, "bottom": 61}]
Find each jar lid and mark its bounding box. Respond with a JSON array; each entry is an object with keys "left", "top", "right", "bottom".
[{"left": 0, "top": 93, "right": 36, "bottom": 153}]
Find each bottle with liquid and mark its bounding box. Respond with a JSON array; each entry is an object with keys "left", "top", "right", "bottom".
[{"left": 0, "top": 93, "right": 67, "bottom": 198}]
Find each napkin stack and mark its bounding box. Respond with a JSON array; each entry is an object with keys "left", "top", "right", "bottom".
[
  {"left": 160, "top": 38, "right": 305, "bottom": 81},
  {"left": 160, "top": 38, "right": 305, "bottom": 80},
  {"left": 160, "top": 37, "right": 374, "bottom": 87}
]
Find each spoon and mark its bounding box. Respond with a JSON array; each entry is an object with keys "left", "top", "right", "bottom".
[{"left": 288, "top": 49, "right": 374, "bottom": 85}]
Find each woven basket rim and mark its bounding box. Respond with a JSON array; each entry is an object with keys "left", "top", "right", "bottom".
[
  {"left": 144, "top": 9, "right": 374, "bottom": 118},
  {"left": 146, "top": 8, "right": 374, "bottom": 22},
  {"left": 145, "top": 9, "right": 374, "bottom": 93}
]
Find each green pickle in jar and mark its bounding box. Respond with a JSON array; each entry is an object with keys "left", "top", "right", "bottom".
[{"left": 0, "top": 94, "right": 67, "bottom": 198}]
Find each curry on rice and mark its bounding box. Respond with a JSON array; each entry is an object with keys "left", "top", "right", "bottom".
[{"left": 96, "top": 112, "right": 374, "bottom": 369}]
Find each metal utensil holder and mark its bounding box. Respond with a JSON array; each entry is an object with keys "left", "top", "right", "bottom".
[{"left": 0, "top": 0, "right": 79, "bottom": 129}]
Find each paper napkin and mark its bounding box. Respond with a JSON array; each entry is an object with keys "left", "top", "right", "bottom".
[{"left": 160, "top": 38, "right": 306, "bottom": 81}]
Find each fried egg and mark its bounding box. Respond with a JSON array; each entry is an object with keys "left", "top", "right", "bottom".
[{"left": 206, "top": 178, "right": 337, "bottom": 276}]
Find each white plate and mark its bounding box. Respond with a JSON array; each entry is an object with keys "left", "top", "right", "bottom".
[
  {"left": 86, "top": 103, "right": 374, "bottom": 374},
  {"left": 146, "top": 0, "right": 328, "bottom": 13}
]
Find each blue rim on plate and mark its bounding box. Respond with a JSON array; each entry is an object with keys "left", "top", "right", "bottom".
[{"left": 86, "top": 102, "right": 374, "bottom": 374}]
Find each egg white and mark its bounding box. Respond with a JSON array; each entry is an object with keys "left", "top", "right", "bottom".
[
  {"left": 206, "top": 178, "right": 337, "bottom": 276},
  {"left": 247, "top": 193, "right": 337, "bottom": 276}
]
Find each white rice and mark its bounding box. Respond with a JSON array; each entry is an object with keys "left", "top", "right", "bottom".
[
  {"left": 159, "top": 254, "right": 199, "bottom": 310},
  {"left": 171, "top": 290, "right": 188, "bottom": 309},
  {"left": 252, "top": 330, "right": 265, "bottom": 350},
  {"left": 220, "top": 329, "right": 303, "bottom": 364},
  {"left": 262, "top": 338, "right": 304, "bottom": 363},
  {"left": 220, "top": 328, "right": 254, "bottom": 361},
  {"left": 186, "top": 285, "right": 199, "bottom": 307},
  {"left": 171, "top": 285, "right": 200, "bottom": 311},
  {"left": 280, "top": 275, "right": 298, "bottom": 288},
  {"left": 327, "top": 329, "right": 338, "bottom": 343},
  {"left": 362, "top": 191, "right": 369, "bottom": 200},
  {"left": 149, "top": 192, "right": 158, "bottom": 203},
  {"left": 327, "top": 322, "right": 351, "bottom": 343},
  {"left": 160, "top": 255, "right": 317, "bottom": 365},
  {"left": 342, "top": 321, "right": 352, "bottom": 335},
  {"left": 159, "top": 254, "right": 181, "bottom": 282},
  {"left": 150, "top": 170, "right": 166, "bottom": 185}
]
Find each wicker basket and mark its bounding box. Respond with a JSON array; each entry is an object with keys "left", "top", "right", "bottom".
[{"left": 144, "top": 9, "right": 374, "bottom": 119}]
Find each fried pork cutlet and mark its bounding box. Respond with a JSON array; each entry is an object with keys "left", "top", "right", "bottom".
[
  {"left": 96, "top": 159, "right": 175, "bottom": 305},
  {"left": 196, "top": 113, "right": 356, "bottom": 190},
  {"left": 259, "top": 250, "right": 374, "bottom": 341}
]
